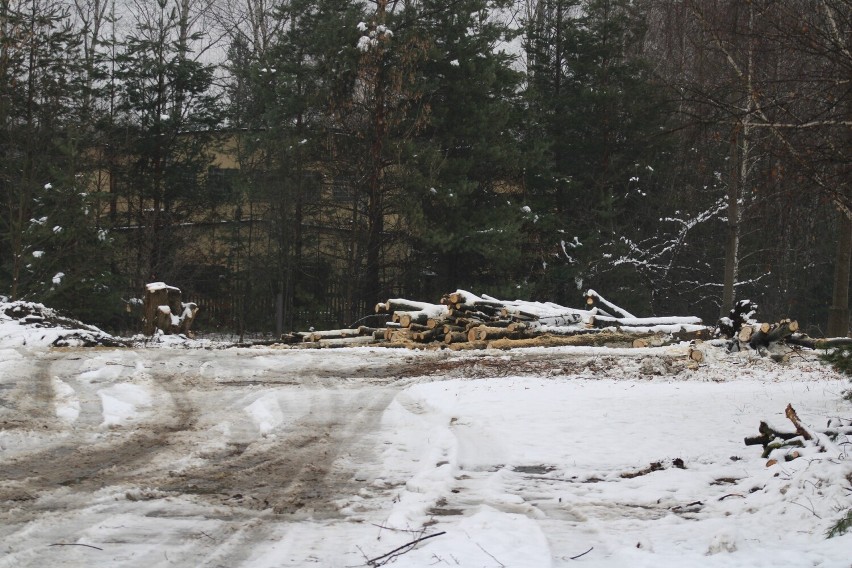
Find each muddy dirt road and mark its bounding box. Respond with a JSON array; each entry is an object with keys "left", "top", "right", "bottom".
[{"left": 0, "top": 347, "right": 442, "bottom": 566}]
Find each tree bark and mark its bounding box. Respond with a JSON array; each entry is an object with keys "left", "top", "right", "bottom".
[{"left": 827, "top": 213, "right": 852, "bottom": 337}]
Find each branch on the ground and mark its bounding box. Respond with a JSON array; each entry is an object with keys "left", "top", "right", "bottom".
[
  {"left": 745, "top": 404, "right": 850, "bottom": 465},
  {"left": 48, "top": 543, "right": 103, "bottom": 551},
  {"left": 569, "top": 546, "right": 594, "bottom": 560},
  {"left": 366, "top": 531, "right": 446, "bottom": 566}
]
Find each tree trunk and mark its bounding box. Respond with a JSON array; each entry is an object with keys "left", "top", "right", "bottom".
[
  {"left": 720, "top": 2, "right": 754, "bottom": 317},
  {"left": 720, "top": 144, "right": 740, "bottom": 317},
  {"left": 827, "top": 213, "right": 852, "bottom": 337}
]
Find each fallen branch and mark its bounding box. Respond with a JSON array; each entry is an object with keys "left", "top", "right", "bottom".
[
  {"left": 569, "top": 546, "right": 594, "bottom": 560},
  {"left": 49, "top": 543, "right": 103, "bottom": 551},
  {"left": 366, "top": 531, "right": 446, "bottom": 566},
  {"left": 746, "top": 404, "right": 836, "bottom": 464},
  {"left": 785, "top": 403, "right": 813, "bottom": 441},
  {"left": 476, "top": 543, "right": 506, "bottom": 567},
  {"left": 620, "top": 461, "right": 664, "bottom": 478}
]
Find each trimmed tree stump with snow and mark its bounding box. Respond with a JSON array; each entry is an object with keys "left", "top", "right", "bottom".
[{"left": 143, "top": 282, "right": 198, "bottom": 336}]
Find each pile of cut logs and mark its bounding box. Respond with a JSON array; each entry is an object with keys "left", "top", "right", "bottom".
[
  {"left": 282, "top": 291, "right": 837, "bottom": 354},
  {"left": 283, "top": 289, "right": 707, "bottom": 349},
  {"left": 715, "top": 299, "right": 824, "bottom": 353}
]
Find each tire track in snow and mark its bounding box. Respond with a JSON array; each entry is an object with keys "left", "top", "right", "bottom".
[
  {"left": 157, "top": 386, "right": 397, "bottom": 517},
  {"left": 0, "top": 359, "right": 199, "bottom": 503},
  {"left": 0, "top": 355, "right": 57, "bottom": 430}
]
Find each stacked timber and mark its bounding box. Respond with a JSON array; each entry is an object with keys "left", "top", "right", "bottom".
[
  {"left": 296, "top": 289, "right": 707, "bottom": 349},
  {"left": 290, "top": 292, "right": 834, "bottom": 357},
  {"left": 278, "top": 325, "right": 381, "bottom": 347}
]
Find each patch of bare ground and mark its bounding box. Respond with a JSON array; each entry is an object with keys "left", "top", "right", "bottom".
[{"left": 399, "top": 356, "right": 589, "bottom": 379}]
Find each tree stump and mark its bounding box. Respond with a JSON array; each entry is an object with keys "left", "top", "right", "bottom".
[{"left": 143, "top": 282, "right": 197, "bottom": 336}]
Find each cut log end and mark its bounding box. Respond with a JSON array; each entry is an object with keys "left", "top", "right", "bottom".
[{"left": 688, "top": 348, "right": 705, "bottom": 363}]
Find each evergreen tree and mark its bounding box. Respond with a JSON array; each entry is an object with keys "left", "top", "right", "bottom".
[
  {"left": 112, "top": 0, "right": 222, "bottom": 291},
  {"left": 225, "top": 0, "right": 364, "bottom": 331},
  {"left": 0, "top": 0, "right": 118, "bottom": 324},
  {"left": 22, "top": 179, "right": 121, "bottom": 325},
  {"left": 399, "top": 0, "right": 528, "bottom": 299},
  {"left": 522, "top": 0, "right": 671, "bottom": 308}
]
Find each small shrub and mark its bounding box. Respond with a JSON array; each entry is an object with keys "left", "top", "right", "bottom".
[
  {"left": 820, "top": 347, "right": 852, "bottom": 376},
  {"left": 826, "top": 509, "right": 852, "bottom": 538}
]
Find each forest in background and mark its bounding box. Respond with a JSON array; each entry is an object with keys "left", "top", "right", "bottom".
[{"left": 0, "top": 0, "right": 849, "bottom": 336}]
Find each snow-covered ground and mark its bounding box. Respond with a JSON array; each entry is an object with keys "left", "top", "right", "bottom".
[{"left": 1, "top": 302, "right": 851, "bottom": 567}]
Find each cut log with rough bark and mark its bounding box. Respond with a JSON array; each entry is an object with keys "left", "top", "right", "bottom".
[
  {"left": 593, "top": 315, "right": 703, "bottom": 327},
  {"left": 377, "top": 299, "right": 448, "bottom": 316},
  {"left": 307, "top": 336, "right": 375, "bottom": 348},
  {"left": 444, "top": 291, "right": 469, "bottom": 305},
  {"left": 745, "top": 320, "right": 798, "bottom": 348},
  {"left": 468, "top": 326, "right": 524, "bottom": 342},
  {"left": 387, "top": 329, "right": 413, "bottom": 343},
  {"left": 534, "top": 313, "right": 585, "bottom": 327},
  {"left": 449, "top": 309, "right": 492, "bottom": 322},
  {"left": 785, "top": 334, "right": 852, "bottom": 349},
  {"left": 444, "top": 331, "right": 468, "bottom": 344},
  {"left": 632, "top": 334, "right": 668, "bottom": 348},
  {"left": 740, "top": 322, "right": 771, "bottom": 344},
  {"left": 467, "top": 319, "right": 512, "bottom": 329},
  {"left": 412, "top": 328, "right": 443, "bottom": 342},
  {"left": 279, "top": 333, "right": 305, "bottom": 344},
  {"left": 766, "top": 320, "right": 799, "bottom": 343},
  {"left": 304, "top": 328, "right": 375, "bottom": 342},
  {"left": 500, "top": 308, "right": 538, "bottom": 320},
  {"left": 442, "top": 323, "right": 466, "bottom": 334},
  {"left": 397, "top": 312, "right": 429, "bottom": 328},
  {"left": 486, "top": 331, "right": 657, "bottom": 349},
  {"left": 533, "top": 326, "right": 604, "bottom": 337},
  {"left": 585, "top": 289, "right": 635, "bottom": 318},
  {"left": 671, "top": 328, "right": 710, "bottom": 343},
  {"left": 455, "top": 303, "right": 502, "bottom": 317},
  {"left": 688, "top": 347, "right": 705, "bottom": 363}
]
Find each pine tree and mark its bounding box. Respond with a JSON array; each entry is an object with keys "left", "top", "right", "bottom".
[
  {"left": 398, "top": 0, "right": 528, "bottom": 299},
  {"left": 22, "top": 179, "right": 121, "bottom": 325},
  {"left": 0, "top": 0, "right": 126, "bottom": 325},
  {"left": 225, "top": 0, "right": 365, "bottom": 331},
  {"left": 112, "top": 0, "right": 222, "bottom": 291},
  {"left": 521, "top": 0, "right": 672, "bottom": 308}
]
